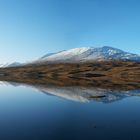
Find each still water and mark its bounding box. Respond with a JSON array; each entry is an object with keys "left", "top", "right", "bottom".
[{"left": 0, "top": 82, "right": 140, "bottom": 140}]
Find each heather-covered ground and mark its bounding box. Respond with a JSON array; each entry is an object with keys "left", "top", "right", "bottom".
[{"left": 0, "top": 61, "right": 139, "bottom": 90}]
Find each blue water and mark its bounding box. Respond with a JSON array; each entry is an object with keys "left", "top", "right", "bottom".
[{"left": 0, "top": 84, "right": 140, "bottom": 140}]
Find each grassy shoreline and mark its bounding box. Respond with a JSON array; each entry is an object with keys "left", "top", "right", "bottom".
[{"left": 0, "top": 61, "right": 139, "bottom": 90}]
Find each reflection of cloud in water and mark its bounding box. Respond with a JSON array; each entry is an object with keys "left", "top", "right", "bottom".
[{"left": 0, "top": 81, "right": 140, "bottom": 103}]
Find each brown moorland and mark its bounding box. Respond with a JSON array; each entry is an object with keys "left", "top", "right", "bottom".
[{"left": 0, "top": 61, "right": 139, "bottom": 90}]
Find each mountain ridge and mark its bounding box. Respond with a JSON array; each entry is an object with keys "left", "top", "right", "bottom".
[
  {"left": 37, "top": 46, "right": 140, "bottom": 63},
  {"left": 1, "top": 46, "right": 140, "bottom": 67}
]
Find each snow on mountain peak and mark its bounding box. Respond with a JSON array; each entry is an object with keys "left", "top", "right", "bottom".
[
  {"left": 40, "top": 47, "right": 91, "bottom": 61},
  {"left": 37, "top": 46, "right": 140, "bottom": 63},
  {"left": 65, "top": 47, "right": 91, "bottom": 54}
]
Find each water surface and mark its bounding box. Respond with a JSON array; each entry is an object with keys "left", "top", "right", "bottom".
[{"left": 0, "top": 82, "right": 140, "bottom": 140}]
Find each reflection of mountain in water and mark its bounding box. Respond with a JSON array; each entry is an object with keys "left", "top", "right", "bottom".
[
  {"left": 1, "top": 81, "right": 140, "bottom": 103},
  {"left": 35, "top": 85, "right": 140, "bottom": 103}
]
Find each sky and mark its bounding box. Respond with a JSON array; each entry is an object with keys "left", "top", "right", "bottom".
[{"left": 0, "top": 0, "right": 140, "bottom": 63}]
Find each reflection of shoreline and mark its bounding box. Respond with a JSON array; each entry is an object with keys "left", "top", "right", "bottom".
[
  {"left": 0, "top": 81, "right": 140, "bottom": 103},
  {"left": 0, "top": 75, "right": 140, "bottom": 90}
]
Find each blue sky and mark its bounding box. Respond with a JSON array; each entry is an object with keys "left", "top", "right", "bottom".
[{"left": 0, "top": 0, "right": 140, "bottom": 63}]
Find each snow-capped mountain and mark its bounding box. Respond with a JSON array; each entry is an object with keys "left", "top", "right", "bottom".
[
  {"left": 7, "top": 62, "right": 21, "bottom": 67},
  {"left": 37, "top": 46, "right": 140, "bottom": 63},
  {"left": 0, "top": 62, "right": 24, "bottom": 68},
  {"left": 0, "top": 63, "right": 9, "bottom": 68},
  {"left": 1, "top": 46, "right": 140, "bottom": 68}
]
